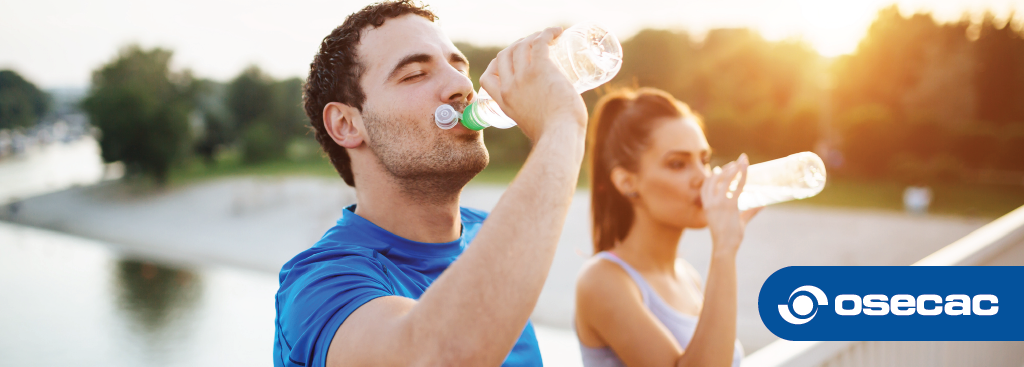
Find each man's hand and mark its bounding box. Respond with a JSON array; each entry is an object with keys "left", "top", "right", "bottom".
[{"left": 479, "top": 27, "right": 588, "bottom": 142}]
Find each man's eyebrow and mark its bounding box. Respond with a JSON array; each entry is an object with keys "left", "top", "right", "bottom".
[
  {"left": 387, "top": 53, "right": 432, "bottom": 81},
  {"left": 450, "top": 52, "right": 469, "bottom": 68}
]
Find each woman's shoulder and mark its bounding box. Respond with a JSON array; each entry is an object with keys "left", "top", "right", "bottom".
[{"left": 576, "top": 255, "right": 642, "bottom": 305}]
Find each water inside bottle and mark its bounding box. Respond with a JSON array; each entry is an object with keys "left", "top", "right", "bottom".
[
  {"left": 737, "top": 184, "right": 824, "bottom": 211},
  {"left": 550, "top": 23, "right": 623, "bottom": 93},
  {"left": 464, "top": 89, "right": 516, "bottom": 129},
  {"left": 736, "top": 152, "right": 827, "bottom": 211},
  {"left": 456, "top": 23, "right": 622, "bottom": 130}
]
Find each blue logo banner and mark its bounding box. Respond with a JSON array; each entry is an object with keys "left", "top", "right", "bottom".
[{"left": 759, "top": 266, "right": 1024, "bottom": 341}]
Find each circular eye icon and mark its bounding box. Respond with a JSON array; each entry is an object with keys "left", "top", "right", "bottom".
[{"left": 778, "top": 285, "right": 828, "bottom": 324}]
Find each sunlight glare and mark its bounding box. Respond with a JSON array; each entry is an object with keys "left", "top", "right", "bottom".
[{"left": 797, "top": 0, "right": 880, "bottom": 57}]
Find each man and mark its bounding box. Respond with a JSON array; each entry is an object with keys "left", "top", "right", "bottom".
[{"left": 273, "top": 1, "right": 588, "bottom": 366}]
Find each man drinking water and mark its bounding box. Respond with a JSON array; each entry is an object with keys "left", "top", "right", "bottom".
[{"left": 274, "top": 1, "right": 589, "bottom": 366}]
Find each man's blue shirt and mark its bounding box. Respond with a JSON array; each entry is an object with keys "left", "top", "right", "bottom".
[{"left": 274, "top": 205, "right": 542, "bottom": 367}]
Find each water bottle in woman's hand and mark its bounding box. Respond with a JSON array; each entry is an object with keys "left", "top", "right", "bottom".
[{"left": 736, "top": 152, "right": 826, "bottom": 210}]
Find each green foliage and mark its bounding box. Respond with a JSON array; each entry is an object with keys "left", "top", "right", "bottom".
[
  {"left": 457, "top": 30, "right": 825, "bottom": 169},
  {"left": 832, "top": 7, "right": 1024, "bottom": 182},
  {"left": 81, "top": 45, "right": 193, "bottom": 184},
  {"left": 460, "top": 11, "right": 1024, "bottom": 185},
  {"left": 239, "top": 119, "right": 280, "bottom": 164},
  {"left": 0, "top": 70, "right": 50, "bottom": 129},
  {"left": 192, "top": 79, "right": 233, "bottom": 165},
  {"left": 270, "top": 77, "right": 309, "bottom": 137},
  {"left": 226, "top": 66, "right": 306, "bottom": 164},
  {"left": 227, "top": 66, "right": 274, "bottom": 129},
  {"left": 616, "top": 30, "right": 697, "bottom": 99},
  {"left": 454, "top": 42, "right": 501, "bottom": 90},
  {"left": 598, "top": 27, "right": 824, "bottom": 162},
  {"left": 974, "top": 13, "right": 1024, "bottom": 125}
]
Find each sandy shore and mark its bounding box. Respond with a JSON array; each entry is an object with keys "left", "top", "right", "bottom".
[{"left": 4, "top": 176, "right": 990, "bottom": 354}]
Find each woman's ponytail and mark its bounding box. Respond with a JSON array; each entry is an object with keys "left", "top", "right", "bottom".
[{"left": 587, "top": 88, "right": 695, "bottom": 254}]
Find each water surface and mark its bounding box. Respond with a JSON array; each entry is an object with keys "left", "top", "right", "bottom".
[{"left": 0, "top": 222, "right": 278, "bottom": 366}]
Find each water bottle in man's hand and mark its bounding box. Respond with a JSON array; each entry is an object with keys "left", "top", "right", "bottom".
[{"left": 435, "top": 23, "right": 623, "bottom": 130}]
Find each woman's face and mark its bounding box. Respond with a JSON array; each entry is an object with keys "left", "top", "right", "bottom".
[{"left": 627, "top": 117, "right": 712, "bottom": 229}]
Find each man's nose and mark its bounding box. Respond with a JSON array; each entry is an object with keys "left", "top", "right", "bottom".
[{"left": 440, "top": 66, "right": 475, "bottom": 105}]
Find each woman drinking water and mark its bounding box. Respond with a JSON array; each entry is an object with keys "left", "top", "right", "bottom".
[{"left": 574, "top": 88, "right": 761, "bottom": 367}]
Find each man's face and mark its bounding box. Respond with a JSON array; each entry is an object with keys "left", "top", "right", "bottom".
[{"left": 356, "top": 14, "right": 487, "bottom": 194}]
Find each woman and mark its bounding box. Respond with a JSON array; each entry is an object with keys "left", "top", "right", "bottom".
[{"left": 575, "top": 88, "right": 761, "bottom": 367}]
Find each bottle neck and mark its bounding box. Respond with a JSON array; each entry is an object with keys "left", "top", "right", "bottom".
[{"left": 461, "top": 102, "right": 490, "bottom": 131}]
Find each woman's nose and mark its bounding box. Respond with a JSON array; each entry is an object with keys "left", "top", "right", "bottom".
[{"left": 693, "top": 165, "right": 711, "bottom": 188}]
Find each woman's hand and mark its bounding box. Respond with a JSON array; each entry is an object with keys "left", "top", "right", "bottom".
[{"left": 700, "top": 153, "right": 761, "bottom": 257}]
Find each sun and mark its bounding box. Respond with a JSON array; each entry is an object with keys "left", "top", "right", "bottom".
[{"left": 796, "top": 0, "right": 881, "bottom": 57}]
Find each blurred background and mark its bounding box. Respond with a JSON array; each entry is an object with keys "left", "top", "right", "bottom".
[{"left": 2, "top": 0, "right": 1024, "bottom": 366}]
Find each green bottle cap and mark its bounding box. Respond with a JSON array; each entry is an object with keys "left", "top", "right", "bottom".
[{"left": 460, "top": 103, "right": 490, "bottom": 131}]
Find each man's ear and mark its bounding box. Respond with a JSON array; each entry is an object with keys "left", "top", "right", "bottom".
[
  {"left": 610, "top": 166, "right": 638, "bottom": 199},
  {"left": 324, "top": 102, "right": 364, "bottom": 149}
]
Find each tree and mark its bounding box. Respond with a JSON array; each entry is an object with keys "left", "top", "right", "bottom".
[
  {"left": 270, "top": 77, "right": 308, "bottom": 138},
  {"left": 830, "top": 8, "right": 1024, "bottom": 179},
  {"left": 192, "top": 79, "right": 234, "bottom": 165},
  {"left": 974, "top": 13, "right": 1024, "bottom": 125},
  {"left": 0, "top": 70, "right": 50, "bottom": 130},
  {"left": 226, "top": 66, "right": 306, "bottom": 163},
  {"left": 604, "top": 27, "right": 821, "bottom": 159},
  {"left": 613, "top": 29, "right": 697, "bottom": 102},
  {"left": 227, "top": 66, "right": 274, "bottom": 131},
  {"left": 453, "top": 42, "right": 501, "bottom": 91},
  {"left": 81, "top": 45, "right": 194, "bottom": 184}
]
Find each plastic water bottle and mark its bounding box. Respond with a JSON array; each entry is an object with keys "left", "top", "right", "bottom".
[
  {"left": 434, "top": 23, "right": 623, "bottom": 130},
  {"left": 736, "top": 152, "right": 827, "bottom": 210}
]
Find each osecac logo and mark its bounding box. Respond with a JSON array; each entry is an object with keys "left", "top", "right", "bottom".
[
  {"left": 778, "top": 285, "right": 828, "bottom": 324},
  {"left": 832, "top": 293, "right": 998, "bottom": 317},
  {"left": 779, "top": 285, "right": 998, "bottom": 325},
  {"left": 760, "top": 267, "right": 1022, "bottom": 341}
]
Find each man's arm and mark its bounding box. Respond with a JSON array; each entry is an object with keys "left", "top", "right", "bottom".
[{"left": 327, "top": 27, "right": 588, "bottom": 367}]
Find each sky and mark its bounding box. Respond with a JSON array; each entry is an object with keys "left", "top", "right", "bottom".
[{"left": 1, "top": 0, "right": 1022, "bottom": 89}]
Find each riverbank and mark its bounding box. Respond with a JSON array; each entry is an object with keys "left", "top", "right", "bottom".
[{"left": 3, "top": 175, "right": 992, "bottom": 354}]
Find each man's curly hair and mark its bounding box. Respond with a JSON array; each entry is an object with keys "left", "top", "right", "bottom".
[{"left": 304, "top": 0, "right": 437, "bottom": 187}]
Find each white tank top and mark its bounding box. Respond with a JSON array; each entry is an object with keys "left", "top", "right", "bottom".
[{"left": 577, "top": 251, "right": 744, "bottom": 367}]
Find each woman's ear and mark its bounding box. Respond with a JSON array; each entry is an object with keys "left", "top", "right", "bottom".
[
  {"left": 323, "top": 102, "right": 365, "bottom": 149},
  {"left": 610, "top": 166, "right": 638, "bottom": 199}
]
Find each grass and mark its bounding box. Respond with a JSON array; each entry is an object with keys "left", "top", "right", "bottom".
[
  {"left": 468, "top": 165, "right": 523, "bottom": 185},
  {"left": 166, "top": 146, "right": 1024, "bottom": 219},
  {"left": 792, "top": 177, "right": 1024, "bottom": 218},
  {"left": 168, "top": 145, "right": 338, "bottom": 187},
  {"left": 468, "top": 164, "right": 592, "bottom": 187},
  {"left": 474, "top": 166, "right": 1024, "bottom": 218},
  {"left": 168, "top": 146, "right": 542, "bottom": 187}
]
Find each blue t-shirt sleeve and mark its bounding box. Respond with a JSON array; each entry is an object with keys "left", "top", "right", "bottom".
[{"left": 275, "top": 248, "right": 395, "bottom": 367}]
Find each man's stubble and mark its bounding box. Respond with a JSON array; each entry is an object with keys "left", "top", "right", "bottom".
[{"left": 363, "top": 104, "right": 488, "bottom": 204}]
